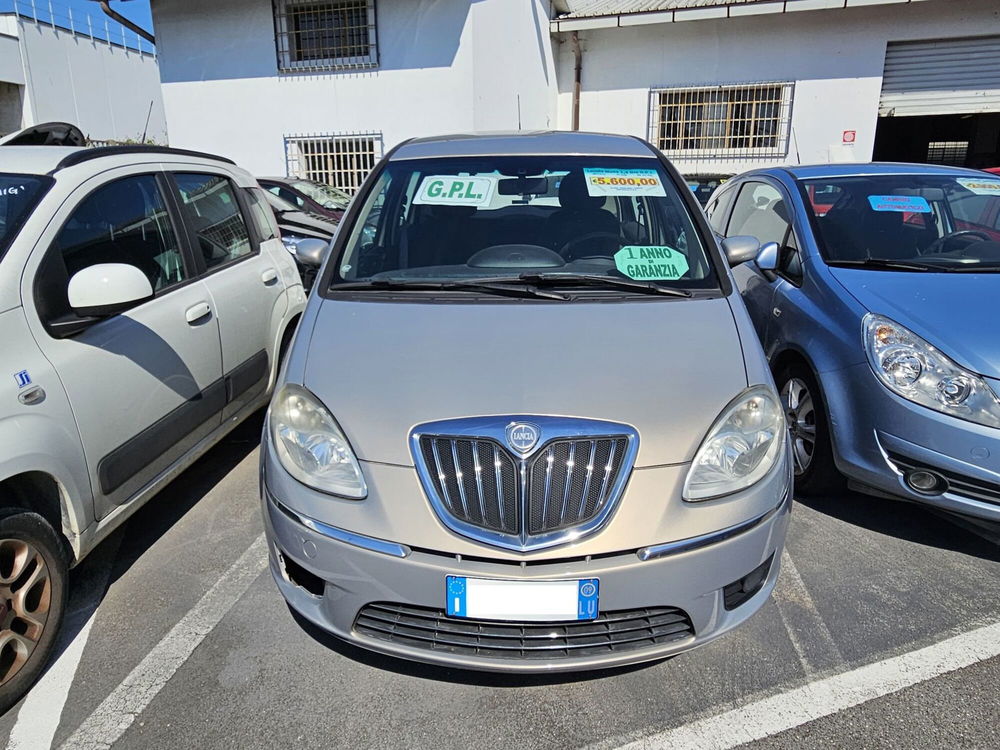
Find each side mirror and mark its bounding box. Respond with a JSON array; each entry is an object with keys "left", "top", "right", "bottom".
[
  {"left": 755, "top": 241, "right": 780, "bottom": 273},
  {"left": 721, "top": 235, "right": 761, "bottom": 267},
  {"left": 68, "top": 263, "right": 153, "bottom": 317},
  {"left": 292, "top": 237, "right": 331, "bottom": 268}
]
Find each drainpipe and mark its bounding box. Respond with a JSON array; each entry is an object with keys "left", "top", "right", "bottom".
[
  {"left": 570, "top": 30, "right": 582, "bottom": 131},
  {"left": 97, "top": 1, "right": 155, "bottom": 45}
]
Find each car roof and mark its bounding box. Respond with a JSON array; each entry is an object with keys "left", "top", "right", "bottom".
[
  {"left": 0, "top": 145, "right": 239, "bottom": 177},
  {"left": 0, "top": 146, "right": 85, "bottom": 175},
  {"left": 770, "top": 162, "right": 990, "bottom": 180},
  {"left": 392, "top": 131, "right": 656, "bottom": 160}
]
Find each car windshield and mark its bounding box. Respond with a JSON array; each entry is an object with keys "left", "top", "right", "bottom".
[
  {"left": 801, "top": 174, "right": 1000, "bottom": 271},
  {"left": 0, "top": 174, "right": 48, "bottom": 260},
  {"left": 330, "top": 156, "right": 718, "bottom": 293},
  {"left": 290, "top": 180, "right": 352, "bottom": 210}
]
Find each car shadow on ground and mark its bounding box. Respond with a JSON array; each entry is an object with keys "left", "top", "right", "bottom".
[
  {"left": 288, "top": 607, "right": 666, "bottom": 687},
  {"left": 42, "top": 411, "right": 266, "bottom": 676},
  {"left": 795, "top": 489, "right": 1000, "bottom": 562}
]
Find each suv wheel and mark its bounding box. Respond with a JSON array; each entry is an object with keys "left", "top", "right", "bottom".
[
  {"left": 0, "top": 509, "right": 68, "bottom": 714},
  {"left": 776, "top": 363, "right": 843, "bottom": 495}
]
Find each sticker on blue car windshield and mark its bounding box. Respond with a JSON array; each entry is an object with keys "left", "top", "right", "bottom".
[
  {"left": 867, "top": 195, "right": 932, "bottom": 213},
  {"left": 584, "top": 168, "right": 667, "bottom": 198},
  {"left": 957, "top": 178, "right": 1000, "bottom": 196}
]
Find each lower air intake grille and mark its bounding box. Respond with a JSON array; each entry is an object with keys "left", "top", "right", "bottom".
[{"left": 354, "top": 602, "right": 695, "bottom": 660}]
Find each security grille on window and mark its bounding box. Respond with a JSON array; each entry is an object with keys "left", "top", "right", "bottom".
[
  {"left": 926, "top": 141, "right": 969, "bottom": 166},
  {"left": 274, "top": 0, "right": 377, "bottom": 71},
  {"left": 650, "top": 83, "right": 794, "bottom": 160},
  {"left": 285, "top": 133, "right": 382, "bottom": 194}
]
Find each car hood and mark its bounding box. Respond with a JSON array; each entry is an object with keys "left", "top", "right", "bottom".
[
  {"left": 829, "top": 268, "right": 1000, "bottom": 377},
  {"left": 302, "top": 296, "right": 748, "bottom": 467}
]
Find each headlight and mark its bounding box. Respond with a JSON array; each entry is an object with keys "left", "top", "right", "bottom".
[
  {"left": 269, "top": 384, "right": 367, "bottom": 498},
  {"left": 683, "top": 386, "right": 785, "bottom": 501},
  {"left": 864, "top": 314, "right": 1000, "bottom": 429}
]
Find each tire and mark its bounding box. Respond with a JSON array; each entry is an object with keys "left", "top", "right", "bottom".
[
  {"left": 775, "top": 362, "right": 844, "bottom": 496},
  {"left": 0, "top": 509, "right": 68, "bottom": 716}
]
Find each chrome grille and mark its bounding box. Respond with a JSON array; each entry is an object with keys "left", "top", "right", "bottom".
[
  {"left": 354, "top": 602, "right": 694, "bottom": 660},
  {"left": 419, "top": 438, "right": 519, "bottom": 534},
  {"left": 412, "top": 417, "right": 638, "bottom": 552}
]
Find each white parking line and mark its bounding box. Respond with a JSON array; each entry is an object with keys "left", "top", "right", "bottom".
[
  {"left": 6, "top": 535, "right": 121, "bottom": 750},
  {"left": 610, "top": 619, "right": 1000, "bottom": 750},
  {"left": 771, "top": 549, "right": 843, "bottom": 674},
  {"left": 58, "top": 534, "right": 268, "bottom": 750}
]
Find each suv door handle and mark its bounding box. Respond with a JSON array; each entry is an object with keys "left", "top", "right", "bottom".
[
  {"left": 185, "top": 302, "right": 211, "bottom": 324},
  {"left": 261, "top": 268, "right": 278, "bottom": 284}
]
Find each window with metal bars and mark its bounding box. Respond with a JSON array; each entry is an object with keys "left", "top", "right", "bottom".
[
  {"left": 925, "top": 141, "right": 969, "bottom": 166},
  {"left": 650, "top": 83, "right": 793, "bottom": 160},
  {"left": 284, "top": 133, "right": 382, "bottom": 194},
  {"left": 273, "top": 0, "right": 377, "bottom": 72}
]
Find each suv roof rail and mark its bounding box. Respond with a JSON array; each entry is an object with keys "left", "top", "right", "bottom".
[{"left": 53, "top": 145, "right": 236, "bottom": 172}]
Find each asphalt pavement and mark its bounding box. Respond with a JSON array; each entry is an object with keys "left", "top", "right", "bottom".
[{"left": 2, "top": 411, "right": 999, "bottom": 750}]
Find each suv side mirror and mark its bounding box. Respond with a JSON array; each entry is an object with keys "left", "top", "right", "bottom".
[
  {"left": 755, "top": 242, "right": 780, "bottom": 273},
  {"left": 721, "top": 235, "right": 761, "bottom": 267},
  {"left": 292, "top": 237, "right": 331, "bottom": 268},
  {"left": 68, "top": 263, "right": 153, "bottom": 317}
]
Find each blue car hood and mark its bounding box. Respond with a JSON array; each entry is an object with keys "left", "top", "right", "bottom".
[{"left": 829, "top": 268, "right": 1000, "bottom": 377}]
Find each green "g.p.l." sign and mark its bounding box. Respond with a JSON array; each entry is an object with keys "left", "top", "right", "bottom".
[{"left": 414, "top": 176, "right": 496, "bottom": 206}]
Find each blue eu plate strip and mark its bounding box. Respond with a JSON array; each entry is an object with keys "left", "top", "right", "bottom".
[{"left": 446, "top": 575, "right": 467, "bottom": 618}]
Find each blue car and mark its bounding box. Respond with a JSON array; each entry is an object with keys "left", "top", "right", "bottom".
[{"left": 707, "top": 163, "right": 1000, "bottom": 528}]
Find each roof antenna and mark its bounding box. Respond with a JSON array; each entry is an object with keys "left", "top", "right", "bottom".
[
  {"left": 791, "top": 127, "right": 801, "bottom": 165},
  {"left": 141, "top": 100, "right": 153, "bottom": 143}
]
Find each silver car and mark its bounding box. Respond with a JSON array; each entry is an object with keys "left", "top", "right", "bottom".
[{"left": 262, "top": 132, "right": 792, "bottom": 672}]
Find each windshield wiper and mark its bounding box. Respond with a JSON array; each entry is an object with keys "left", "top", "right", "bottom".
[
  {"left": 516, "top": 273, "right": 693, "bottom": 297},
  {"left": 826, "top": 258, "right": 938, "bottom": 272},
  {"left": 331, "top": 278, "right": 569, "bottom": 300}
]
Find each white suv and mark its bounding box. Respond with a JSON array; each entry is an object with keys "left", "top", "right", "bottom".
[{"left": 0, "top": 129, "right": 306, "bottom": 710}]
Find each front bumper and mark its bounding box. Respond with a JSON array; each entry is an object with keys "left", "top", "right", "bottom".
[
  {"left": 262, "top": 483, "right": 790, "bottom": 673},
  {"left": 825, "top": 364, "right": 1000, "bottom": 523}
]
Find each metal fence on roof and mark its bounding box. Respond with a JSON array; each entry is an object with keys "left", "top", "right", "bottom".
[{"left": 4, "top": 0, "right": 155, "bottom": 55}]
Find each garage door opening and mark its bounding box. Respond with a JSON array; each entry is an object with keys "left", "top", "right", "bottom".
[
  {"left": 874, "top": 113, "right": 1000, "bottom": 169},
  {"left": 874, "top": 35, "right": 1000, "bottom": 169}
]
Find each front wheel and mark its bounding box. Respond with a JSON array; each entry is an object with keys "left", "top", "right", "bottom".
[
  {"left": 0, "top": 510, "right": 68, "bottom": 715},
  {"left": 776, "top": 363, "right": 843, "bottom": 495}
]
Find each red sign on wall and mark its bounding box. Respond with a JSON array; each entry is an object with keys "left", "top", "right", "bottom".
[{"left": 842, "top": 130, "right": 857, "bottom": 145}]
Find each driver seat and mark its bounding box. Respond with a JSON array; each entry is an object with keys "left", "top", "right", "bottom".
[{"left": 546, "top": 171, "right": 619, "bottom": 258}]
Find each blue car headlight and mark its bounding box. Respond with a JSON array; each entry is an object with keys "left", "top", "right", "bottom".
[{"left": 864, "top": 314, "right": 1000, "bottom": 429}]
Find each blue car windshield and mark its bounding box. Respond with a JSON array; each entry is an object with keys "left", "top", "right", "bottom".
[
  {"left": 801, "top": 174, "right": 1000, "bottom": 270},
  {"left": 331, "top": 156, "right": 719, "bottom": 291}
]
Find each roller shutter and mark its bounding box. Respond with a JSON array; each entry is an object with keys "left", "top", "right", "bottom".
[{"left": 879, "top": 36, "right": 1000, "bottom": 117}]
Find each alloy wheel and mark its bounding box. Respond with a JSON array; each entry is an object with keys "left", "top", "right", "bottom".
[
  {"left": 0, "top": 539, "right": 51, "bottom": 686},
  {"left": 781, "top": 377, "right": 817, "bottom": 476}
]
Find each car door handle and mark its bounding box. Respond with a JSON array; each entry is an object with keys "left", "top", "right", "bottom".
[
  {"left": 185, "top": 302, "right": 211, "bottom": 324},
  {"left": 261, "top": 268, "right": 278, "bottom": 284}
]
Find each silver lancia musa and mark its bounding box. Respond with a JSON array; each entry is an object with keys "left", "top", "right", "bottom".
[{"left": 262, "top": 132, "right": 792, "bottom": 672}]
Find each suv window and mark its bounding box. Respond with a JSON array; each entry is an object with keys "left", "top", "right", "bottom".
[
  {"left": 37, "top": 174, "right": 184, "bottom": 324},
  {"left": 173, "top": 174, "right": 253, "bottom": 270},
  {"left": 245, "top": 188, "right": 280, "bottom": 241}
]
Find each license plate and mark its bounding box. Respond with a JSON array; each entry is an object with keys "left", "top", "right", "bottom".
[{"left": 446, "top": 576, "right": 599, "bottom": 621}]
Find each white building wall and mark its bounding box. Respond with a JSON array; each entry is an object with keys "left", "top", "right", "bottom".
[
  {"left": 153, "top": 0, "right": 558, "bottom": 175},
  {"left": 14, "top": 17, "right": 167, "bottom": 142},
  {"left": 555, "top": 0, "right": 1000, "bottom": 174}
]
